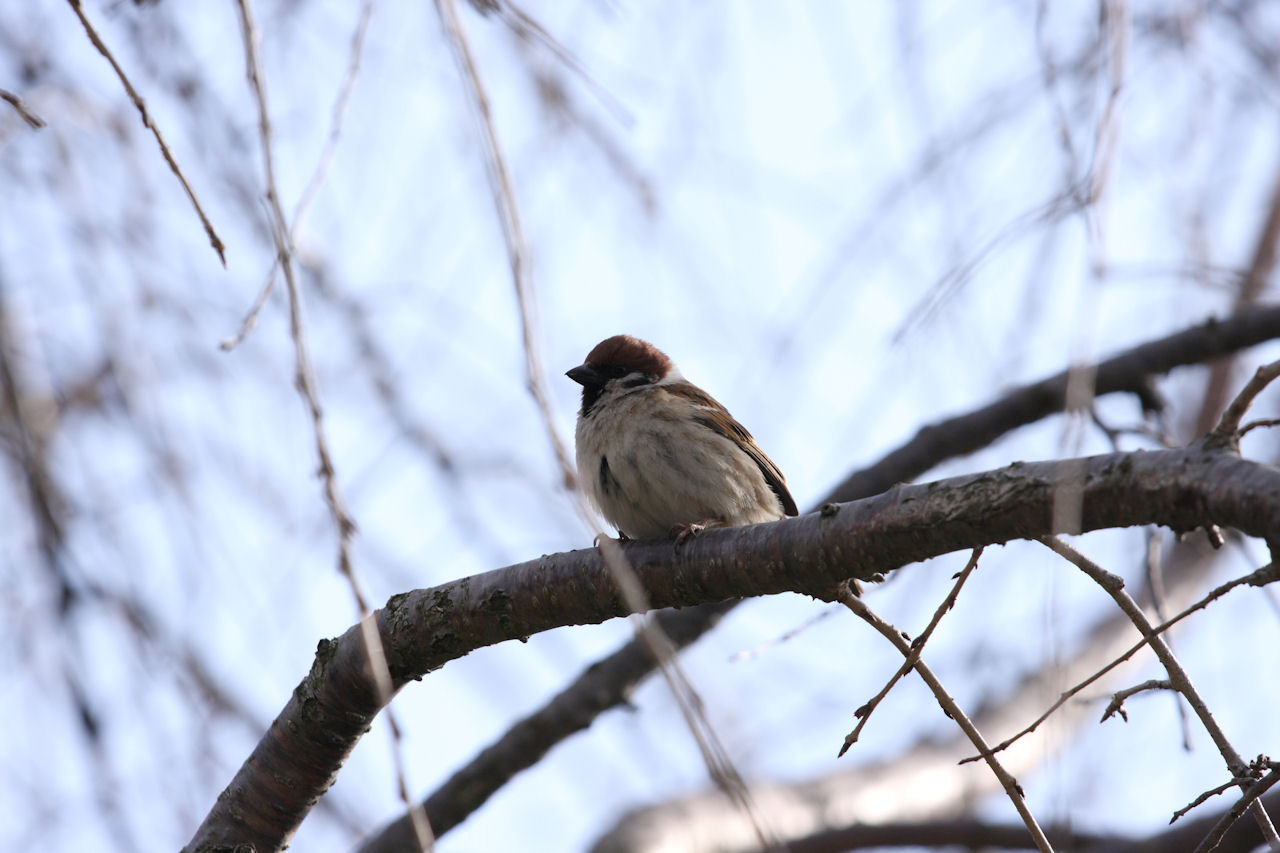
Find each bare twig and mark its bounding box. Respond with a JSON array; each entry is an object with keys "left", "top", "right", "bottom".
[
  {"left": 1039, "top": 537, "right": 1280, "bottom": 849},
  {"left": 839, "top": 548, "right": 983, "bottom": 756},
  {"left": 292, "top": 0, "right": 374, "bottom": 234},
  {"left": 434, "top": 0, "right": 576, "bottom": 490},
  {"left": 218, "top": 272, "right": 277, "bottom": 352},
  {"left": 579, "top": 521, "right": 781, "bottom": 850},
  {"left": 1192, "top": 763, "right": 1280, "bottom": 853},
  {"left": 439, "top": 1, "right": 773, "bottom": 842},
  {"left": 354, "top": 600, "right": 740, "bottom": 850},
  {"left": 429, "top": 3, "right": 777, "bottom": 844},
  {"left": 1081, "top": 0, "right": 1128, "bottom": 276},
  {"left": 0, "top": 87, "right": 46, "bottom": 128},
  {"left": 1100, "top": 678, "right": 1174, "bottom": 723},
  {"left": 1240, "top": 417, "right": 1280, "bottom": 438},
  {"left": 492, "top": 0, "right": 633, "bottom": 127},
  {"left": 1172, "top": 771, "right": 1261, "bottom": 825},
  {"left": 65, "top": 0, "right": 226, "bottom": 266},
  {"left": 729, "top": 606, "right": 837, "bottom": 663},
  {"left": 892, "top": 185, "right": 1088, "bottom": 344},
  {"left": 221, "top": 0, "right": 376, "bottom": 351},
  {"left": 962, "top": 561, "right": 1280, "bottom": 764},
  {"left": 1145, "top": 532, "right": 1194, "bottom": 748},
  {"left": 837, "top": 583, "right": 1054, "bottom": 853},
  {"left": 1210, "top": 358, "right": 1280, "bottom": 443}
]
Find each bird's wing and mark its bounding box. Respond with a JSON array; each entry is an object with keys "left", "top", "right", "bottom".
[{"left": 667, "top": 384, "right": 800, "bottom": 517}]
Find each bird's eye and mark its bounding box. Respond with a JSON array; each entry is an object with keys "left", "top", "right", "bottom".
[{"left": 596, "top": 365, "right": 631, "bottom": 381}]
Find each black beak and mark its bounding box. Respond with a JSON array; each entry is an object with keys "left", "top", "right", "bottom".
[{"left": 566, "top": 364, "right": 601, "bottom": 387}]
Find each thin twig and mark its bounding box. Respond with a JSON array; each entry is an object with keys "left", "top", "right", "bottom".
[
  {"left": 221, "top": 0, "right": 375, "bottom": 351},
  {"left": 839, "top": 548, "right": 983, "bottom": 756},
  {"left": 1145, "top": 532, "right": 1194, "bottom": 748},
  {"left": 494, "top": 0, "right": 633, "bottom": 127},
  {"left": 219, "top": 273, "right": 277, "bottom": 352},
  {"left": 1209, "top": 358, "right": 1280, "bottom": 442},
  {"left": 1039, "top": 537, "right": 1280, "bottom": 849},
  {"left": 1172, "top": 772, "right": 1259, "bottom": 825},
  {"left": 233, "top": 2, "right": 432, "bottom": 849},
  {"left": 435, "top": 0, "right": 576, "bottom": 490},
  {"left": 1081, "top": 0, "right": 1128, "bottom": 276},
  {"left": 1193, "top": 766, "right": 1280, "bottom": 853},
  {"left": 1100, "top": 678, "right": 1174, "bottom": 723},
  {"left": 1239, "top": 417, "right": 1280, "bottom": 439},
  {"left": 837, "top": 583, "right": 1055, "bottom": 853},
  {"left": 0, "top": 88, "right": 46, "bottom": 128},
  {"left": 291, "top": 0, "right": 374, "bottom": 234},
  {"left": 65, "top": 0, "right": 226, "bottom": 266},
  {"left": 729, "top": 606, "right": 837, "bottom": 663},
  {"left": 961, "top": 561, "right": 1280, "bottom": 764}
]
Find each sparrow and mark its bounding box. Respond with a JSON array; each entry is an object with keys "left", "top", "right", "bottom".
[{"left": 566, "top": 335, "right": 798, "bottom": 541}]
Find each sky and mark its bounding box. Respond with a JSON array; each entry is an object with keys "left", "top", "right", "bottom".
[{"left": 2, "top": 1, "right": 1280, "bottom": 851}]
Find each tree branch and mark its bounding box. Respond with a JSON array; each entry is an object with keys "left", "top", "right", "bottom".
[
  {"left": 837, "top": 583, "right": 1053, "bottom": 853},
  {"left": 957, "top": 557, "right": 1278, "bottom": 768},
  {"left": 0, "top": 87, "right": 46, "bottom": 128},
  {"left": 1039, "top": 537, "right": 1280, "bottom": 849},
  {"left": 830, "top": 305, "right": 1280, "bottom": 502},
  {"left": 187, "top": 442, "right": 1280, "bottom": 851},
  {"left": 838, "top": 548, "right": 983, "bottom": 755},
  {"left": 361, "top": 305, "right": 1280, "bottom": 851},
  {"left": 65, "top": 0, "right": 226, "bottom": 265}
]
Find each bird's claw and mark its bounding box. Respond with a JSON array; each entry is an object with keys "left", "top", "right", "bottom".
[
  {"left": 670, "top": 518, "right": 720, "bottom": 550},
  {"left": 593, "top": 532, "right": 629, "bottom": 548}
]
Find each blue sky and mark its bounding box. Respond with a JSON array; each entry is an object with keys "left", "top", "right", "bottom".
[{"left": 3, "top": 1, "right": 1279, "bottom": 850}]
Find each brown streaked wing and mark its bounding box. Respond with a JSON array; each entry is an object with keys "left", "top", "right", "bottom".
[{"left": 667, "top": 383, "right": 800, "bottom": 517}]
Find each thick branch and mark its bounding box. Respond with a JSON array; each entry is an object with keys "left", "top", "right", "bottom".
[
  {"left": 829, "top": 305, "right": 1280, "bottom": 502},
  {"left": 188, "top": 443, "right": 1280, "bottom": 851}
]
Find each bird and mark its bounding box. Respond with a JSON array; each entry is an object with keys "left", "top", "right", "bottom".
[{"left": 566, "top": 334, "right": 798, "bottom": 542}]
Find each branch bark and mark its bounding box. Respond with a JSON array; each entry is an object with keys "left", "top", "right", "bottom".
[{"left": 187, "top": 441, "right": 1280, "bottom": 852}]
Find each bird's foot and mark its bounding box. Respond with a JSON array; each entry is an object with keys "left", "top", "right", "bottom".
[
  {"left": 593, "top": 531, "right": 629, "bottom": 548},
  {"left": 670, "top": 518, "right": 721, "bottom": 550}
]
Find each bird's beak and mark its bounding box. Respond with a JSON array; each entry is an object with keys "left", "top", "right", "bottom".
[{"left": 565, "top": 364, "right": 599, "bottom": 387}]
